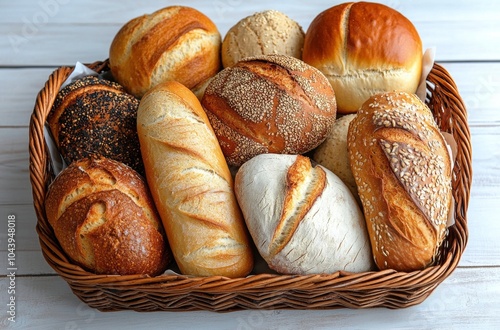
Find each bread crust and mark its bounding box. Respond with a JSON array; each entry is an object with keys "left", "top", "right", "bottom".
[
  {"left": 303, "top": 2, "right": 422, "bottom": 114},
  {"left": 235, "top": 154, "right": 373, "bottom": 275},
  {"left": 202, "top": 54, "right": 337, "bottom": 166},
  {"left": 109, "top": 6, "right": 221, "bottom": 98},
  {"left": 44, "top": 156, "right": 170, "bottom": 276},
  {"left": 137, "top": 81, "right": 253, "bottom": 278},
  {"left": 47, "top": 75, "right": 143, "bottom": 174},
  {"left": 347, "top": 91, "right": 452, "bottom": 271}
]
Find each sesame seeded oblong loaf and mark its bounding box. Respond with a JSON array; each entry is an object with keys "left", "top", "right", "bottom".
[
  {"left": 347, "top": 91, "right": 452, "bottom": 272},
  {"left": 137, "top": 81, "right": 253, "bottom": 278},
  {"left": 201, "top": 54, "right": 337, "bottom": 167}
]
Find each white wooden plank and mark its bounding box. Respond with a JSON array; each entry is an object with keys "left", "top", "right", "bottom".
[
  {"left": 0, "top": 128, "right": 31, "bottom": 205},
  {"left": 443, "top": 63, "right": 500, "bottom": 126},
  {"left": 1, "top": 63, "right": 500, "bottom": 128},
  {"left": 1, "top": 1, "right": 500, "bottom": 66},
  {"left": 0, "top": 67, "right": 56, "bottom": 127},
  {"left": 0, "top": 267, "right": 498, "bottom": 329}
]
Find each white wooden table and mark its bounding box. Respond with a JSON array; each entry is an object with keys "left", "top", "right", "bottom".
[{"left": 1, "top": 1, "right": 499, "bottom": 329}]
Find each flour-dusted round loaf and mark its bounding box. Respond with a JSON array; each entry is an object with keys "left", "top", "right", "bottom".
[
  {"left": 47, "top": 75, "right": 143, "bottom": 174},
  {"left": 235, "top": 154, "right": 373, "bottom": 275},
  {"left": 347, "top": 91, "right": 452, "bottom": 272},
  {"left": 109, "top": 6, "right": 221, "bottom": 98},
  {"left": 221, "top": 10, "right": 305, "bottom": 68},
  {"left": 44, "top": 156, "right": 171, "bottom": 276},
  {"left": 303, "top": 2, "right": 422, "bottom": 114},
  {"left": 201, "top": 54, "right": 337, "bottom": 167},
  {"left": 313, "top": 114, "right": 358, "bottom": 198}
]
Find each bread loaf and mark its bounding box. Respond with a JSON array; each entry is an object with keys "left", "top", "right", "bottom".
[
  {"left": 47, "top": 75, "right": 143, "bottom": 174},
  {"left": 347, "top": 91, "right": 452, "bottom": 271},
  {"left": 202, "top": 54, "right": 337, "bottom": 166},
  {"left": 44, "top": 156, "right": 170, "bottom": 276},
  {"left": 303, "top": 2, "right": 422, "bottom": 114},
  {"left": 109, "top": 6, "right": 221, "bottom": 98},
  {"left": 137, "top": 81, "right": 253, "bottom": 278},
  {"left": 221, "top": 10, "right": 305, "bottom": 68},
  {"left": 313, "top": 114, "right": 358, "bottom": 198},
  {"left": 235, "top": 154, "right": 373, "bottom": 275}
]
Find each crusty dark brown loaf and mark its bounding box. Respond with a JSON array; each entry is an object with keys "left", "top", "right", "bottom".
[
  {"left": 45, "top": 156, "right": 171, "bottom": 276},
  {"left": 47, "top": 75, "right": 143, "bottom": 174},
  {"left": 109, "top": 5, "right": 221, "bottom": 98},
  {"left": 201, "top": 54, "right": 337, "bottom": 166},
  {"left": 347, "top": 91, "right": 452, "bottom": 272},
  {"left": 303, "top": 2, "right": 422, "bottom": 114}
]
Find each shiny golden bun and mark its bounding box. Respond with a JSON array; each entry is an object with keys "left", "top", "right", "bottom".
[{"left": 303, "top": 2, "right": 422, "bottom": 114}]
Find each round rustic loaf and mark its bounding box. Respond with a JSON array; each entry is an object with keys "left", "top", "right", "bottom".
[
  {"left": 45, "top": 156, "right": 171, "bottom": 276},
  {"left": 109, "top": 6, "right": 221, "bottom": 98},
  {"left": 47, "top": 75, "right": 143, "bottom": 174},
  {"left": 313, "top": 114, "right": 358, "bottom": 198},
  {"left": 201, "top": 54, "right": 337, "bottom": 167},
  {"left": 302, "top": 2, "right": 422, "bottom": 114},
  {"left": 221, "top": 10, "right": 305, "bottom": 68},
  {"left": 235, "top": 154, "right": 373, "bottom": 275}
]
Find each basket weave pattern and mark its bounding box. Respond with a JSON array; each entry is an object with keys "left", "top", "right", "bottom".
[{"left": 29, "top": 61, "right": 472, "bottom": 312}]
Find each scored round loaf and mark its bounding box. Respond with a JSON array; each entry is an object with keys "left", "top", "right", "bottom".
[
  {"left": 109, "top": 6, "right": 221, "bottom": 98},
  {"left": 44, "top": 156, "right": 171, "bottom": 276},
  {"left": 313, "top": 114, "right": 358, "bottom": 198},
  {"left": 221, "top": 10, "right": 305, "bottom": 68},
  {"left": 235, "top": 154, "right": 374, "bottom": 275},
  {"left": 303, "top": 2, "right": 423, "bottom": 114},
  {"left": 347, "top": 91, "right": 452, "bottom": 272},
  {"left": 201, "top": 54, "right": 337, "bottom": 167},
  {"left": 47, "top": 75, "right": 143, "bottom": 174}
]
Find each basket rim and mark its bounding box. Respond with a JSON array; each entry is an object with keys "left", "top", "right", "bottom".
[{"left": 28, "top": 60, "right": 472, "bottom": 310}]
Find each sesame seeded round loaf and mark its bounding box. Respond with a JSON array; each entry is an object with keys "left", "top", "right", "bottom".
[
  {"left": 347, "top": 91, "right": 452, "bottom": 272},
  {"left": 44, "top": 155, "right": 171, "bottom": 276},
  {"left": 47, "top": 75, "right": 143, "bottom": 174},
  {"left": 201, "top": 54, "right": 337, "bottom": 167}
]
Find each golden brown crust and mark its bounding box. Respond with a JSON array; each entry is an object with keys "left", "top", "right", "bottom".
[
  {"left": 347, "top": 91, "right": 452, "bottom": 272},
  {"left": 47, "top": 75, "right": 143, "bottom": 174},
  {"left": 201, "top": 54, "right": 337, "bottom": 166},
  {"left": 137, "top": 81, "right": 254, "bottom": 278},
  {"left": 109, "top": 6, "right": 221, "bottom": 98},
  {"left": 45, "top": 156, "right": 171, "bottom": 276},
  {"left": 303, "top": 2, "right": 422, "bottom": 114}
]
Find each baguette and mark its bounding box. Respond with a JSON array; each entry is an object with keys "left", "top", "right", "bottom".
[
  {"left": 137, "top": 81, "right": 253, "bottom": 277},
  {"left": 347, "top": 91, "right": 452, "bottom": 271}
]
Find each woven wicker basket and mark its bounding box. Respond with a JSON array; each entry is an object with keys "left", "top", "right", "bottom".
[{"left": 29, "top": 60, "right": 472, "bottom": 312}]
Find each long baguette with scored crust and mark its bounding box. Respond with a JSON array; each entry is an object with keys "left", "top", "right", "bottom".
[
  {"left": 347, "top": 91, "right": 452, "bottom": 272},
  {"left": 137, "top": 81, "right": 253, "bottom": 278}
]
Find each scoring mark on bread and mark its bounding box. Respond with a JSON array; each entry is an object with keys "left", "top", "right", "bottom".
[{"left": 269, "top": 155, "right": 326, "bottom": 257}]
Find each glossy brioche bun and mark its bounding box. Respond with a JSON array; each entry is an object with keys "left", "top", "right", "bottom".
[
  {"left": 201, "top": 54, "right": 337, "bottom": 167},
  {"left": 109, "top": 6, "right": 221, "bottom": 98},
  {"left": 302, "top": 2, "right": 423, "bottom": 114}
]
